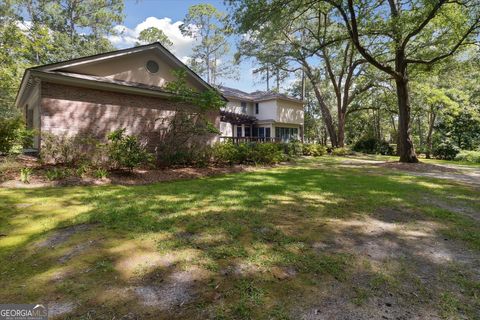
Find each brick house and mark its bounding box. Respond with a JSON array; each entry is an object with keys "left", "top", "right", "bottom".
[{"left": 15, "top": 42, "right": 304, "bottom": 152}]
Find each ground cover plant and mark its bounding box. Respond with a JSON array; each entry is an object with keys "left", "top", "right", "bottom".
[{"left": 0, "top": 156, "right": 478, "bottom": 319}]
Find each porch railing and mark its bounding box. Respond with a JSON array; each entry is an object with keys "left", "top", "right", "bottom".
[{"left": 219, "top": 136, "right": 282, "bottom": 144}]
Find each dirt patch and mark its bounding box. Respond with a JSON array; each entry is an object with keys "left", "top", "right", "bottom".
[
  {"left": 34, "top": 224, "right": 95, "bottom": 249},
  {"left": 377, "top": 161, "right": 460, "bottom": 173},
  {"left": 58, "top": 239, "right": 98, "bottom": 263},
  {"left": 421, "top": 195, "right": 480, "bottom": 223},
  {"left": 48, "top": 301, "right": 76, "bottom": 319},
  {"left": 133, "top": 266, "right": 210, "bottom": 310}
]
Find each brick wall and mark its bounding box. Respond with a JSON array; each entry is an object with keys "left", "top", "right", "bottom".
[{"left": 40, "top": 82, "right": 220, "bottom": 149}]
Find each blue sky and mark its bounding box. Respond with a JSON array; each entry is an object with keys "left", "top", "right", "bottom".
[{"left": 111, "top": 0, "right": 283, "bottom": 92}]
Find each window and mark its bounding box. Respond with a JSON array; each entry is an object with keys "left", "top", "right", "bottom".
[
  {"left": 265, "top": 127, "right": 271, "bottom": 138},
  {"left": 244, "top": 126, "right": 251, "bottom": 137},
  {"left": 236, "top": 125, "right": 243, "bottom": 137},
  {"left": 241, "top": 102, "right": 247, "bottom": 113},
  {"left": 258, "top": 127, "right": 265, "bottom": 138},
  {"left": 275, "top": 127, "right": 299, "bottom": 141},
  {"left": 146, "top": 60, "right": 159, "bottom": 73},
  {"left": 255, "top": 103, "right": 259, "bottom": 114}
]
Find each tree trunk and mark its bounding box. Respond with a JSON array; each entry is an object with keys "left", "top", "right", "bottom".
[
  {"left": 395, "top": 77, "right": 418, "bottom": 163},
  {"left": 337, "top": 112, "right": 345, "bottom": 148},
  {"left": 425, "top": 111, "right": 436, "bottom": 159},
  {"left": 303, "top": 62, "right": 338, "bottom": 147}
]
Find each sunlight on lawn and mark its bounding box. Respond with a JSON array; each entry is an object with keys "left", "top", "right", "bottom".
[{"left": 0, "top": 156, "right": 479, "bottom": 319}]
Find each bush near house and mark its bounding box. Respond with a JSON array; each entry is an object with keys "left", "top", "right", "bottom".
[
  {"left": 211, "top": 142, "right": 285, "bottom": 165},
  {"left": 107, "top": 129, "right": 154, "bottom": 171}
]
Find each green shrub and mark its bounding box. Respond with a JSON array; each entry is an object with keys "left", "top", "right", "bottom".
[
  {"left": 107, "top": 129, "right": 154, "bottom": 171},
  {"left": 331, "top": 147, "right": 352, "bottom": 156},
  {"left": 248, "top": 143, "right": 284, "bottom": 165},
  {"left": 454, "top": 150, "right": 480, "bottom": 163},
  {"left": 433, "top": 141, "right": 459, "bottom": 160},
  {"left": 211, "top": 141, "right": 284, "bottom": 165},
  {"left": 352, "top": 137, "right": 394, "bottom": 155},
  {"left": 281, "top": 139, "right": 303, "bottom": 158},
  {"left": 303, "top": 144, "right": 327, "bottom": 156},
  {"left": 0, "top": 117, "right": 35, "bottom": 154},
  {"left": 19, "top": 167, "right": 32, "bottom": 184},
  {"left": 40, "top": 133, "right": 108, "bottom": 167}
]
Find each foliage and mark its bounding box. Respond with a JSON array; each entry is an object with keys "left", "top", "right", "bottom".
[
  {"left": 352, "top": 137, "right": 394, "bottom": 156},
  {"left": 331, "top": 147, "right": 352, "bottom": 156},
  {"left": 211, "top": 141, "right": 285, "bottom": 165},
  {"left": 44, "top": 168, "right": 71, "bottom": 181},
  {"left": 454, "top": 150, "right": 480, "bottom": 164},
  {"left": 0, "top": 117, "right": 34, "bottom": 154},
  {"left": 136, "top": 27, "right": 172, "bottom": 47},
  {"left": 180, "top": 3, "right": 237, "bottom": 84},
  {"left": 93, "top": 168, "right": 109, "bottom": 179},
  {"left": 302, "top": 144, "right": 327, "bottom": 157},
  {"left": 280, "top": 140, "right": 303, "bottom": 158},
  {"left": 156, "top": 69, "right": 224, "bottom": 166},
  {"left": 19, "top": 167, "right": 32, "bottom": 184},
  {"left": 40, "top": 133, "right": 107, "bottom": 167},
  {"left": 433, "top": 141, "right": 460, "bottom": 160},
  {"left": 107, "top": 129, "right": 153, "bottom": 171}
]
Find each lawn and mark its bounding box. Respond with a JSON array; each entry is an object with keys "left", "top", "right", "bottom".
[{"left": 0, "top": 156, "right": 479, "bottom": 319}]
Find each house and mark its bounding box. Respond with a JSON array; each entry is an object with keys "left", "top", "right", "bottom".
[
  {"left": 218, "top": 86, "right": 304, "bottom": 142},
  {"left": 15, "top": 42, "right": 304, "bottom": 152}
]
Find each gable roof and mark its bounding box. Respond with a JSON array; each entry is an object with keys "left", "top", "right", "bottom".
[
  {"left": 15, "top": 42, "right": 227, "bottom": 107},
  {"left": 218, "top": 85, "right": 304, "bottom": 104}
]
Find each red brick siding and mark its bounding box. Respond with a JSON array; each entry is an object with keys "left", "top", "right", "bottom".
[{"left": 40, "top": 82, "right": 220, "bottom": 148}]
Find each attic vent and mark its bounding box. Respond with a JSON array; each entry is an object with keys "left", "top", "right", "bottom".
[{"left": 146, "top": 60, "right": 159, "bottom": 73}]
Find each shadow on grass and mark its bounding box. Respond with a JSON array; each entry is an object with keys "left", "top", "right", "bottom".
[{"left": 0, "top": 163, "right": 479, "bottom": 319}]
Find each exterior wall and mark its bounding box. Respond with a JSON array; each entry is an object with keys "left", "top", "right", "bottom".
[
  {"left": 61, "top": 50, "right": 204, "bottom": 91},
  {"left": 223, "top": 98, "right": 253, "bottom": 116},
  {"left": 276, "top": 100, "right": 304, "bottom": 125},
  {"left": 39, "top": 82, "right": 220, "bottom": 149},
  {"left": 23, "top": 83, "right": 41, "bottom": 148},
  {"left": 255, "top": 100, "right": 277, "bottom": 121}
]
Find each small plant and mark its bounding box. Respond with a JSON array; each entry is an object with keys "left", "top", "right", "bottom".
[
  {"left": 93, "top": 168, "right": 108, "bottom": 179},
  {"left": 20, "top": 167, "right": 32, "bottom": 184},
  {"left": 76, "top": 163, "right": 89, "bottom": 177},
  {"left": 45, "top": 168, "right": 71, "bottom": 181}
]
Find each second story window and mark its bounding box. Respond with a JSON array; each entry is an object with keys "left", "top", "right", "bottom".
[
  {"left": 241, "top": 101, "right": 247, "bottom": 113},
  {"left": 255, "top": 103, "right": 259, "bottom": 114}
]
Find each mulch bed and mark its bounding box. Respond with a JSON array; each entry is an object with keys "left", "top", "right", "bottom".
[{"left": 0, "top": 155, "right": 264, "bottom": 188}]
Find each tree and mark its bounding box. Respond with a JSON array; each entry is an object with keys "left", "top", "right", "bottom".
[
  {"left": 180, "top": 4, "right": 236, "bottom": 85},
  {"left": 321, "top": 0, "right": 480, "bottom": 162},
  {"left": 136, "top": 27, "right": 173, "bottom": 47},
  {"left": 231, "top": 1, "right": 375, "bottom": 147}
]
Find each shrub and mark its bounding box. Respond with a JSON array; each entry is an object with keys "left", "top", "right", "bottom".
[
  {"left": 454, "top": 150, "right": 480, "bottom": 163},
  {"left": 40, "top": 133, "right": 108, "bottom": 167},
  {"left": 352, "top": 137, "right": 394, "bottom": 155},
  {"left": 107, "top": 129, "right": 154, "bottom": 171},
  {"left": 331, "top": 147, "right": 351, "bottom": 156},
  {"left": 433, "top": 141, "right": 459, "bottom": 160},
  {"left": 20, "top": 167, "right": 32, "bottom": 184},
  {"left": 281, "top": 139, "right": 303, "bottom": 158},
  {"left": 0, "top": 117, "right": 35, "bottom": 154},
  {"left": 211, "top": 141, "right": 285, "bottom": 165},
  {"left": 303, "top": 144, "right": 327, "bottom": 157}
]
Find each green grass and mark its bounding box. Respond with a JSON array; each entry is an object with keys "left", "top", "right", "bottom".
[{"left": 0, "top": 156, "right": 479, "bottom": 319}]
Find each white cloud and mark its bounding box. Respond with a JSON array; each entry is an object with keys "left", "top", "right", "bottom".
[{"left": 108, "top": 17, "right": 197, "bottom": 60}]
